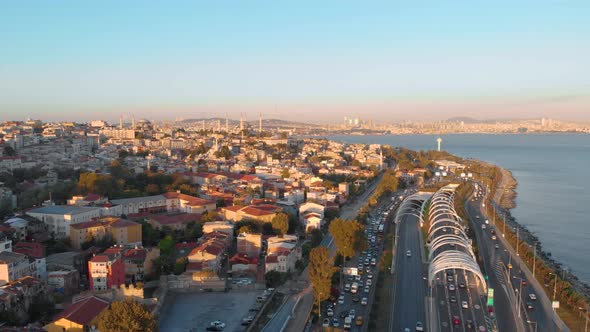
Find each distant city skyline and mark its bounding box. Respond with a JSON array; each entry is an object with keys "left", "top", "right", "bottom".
[{"left": 1, "top": 1, "right": 589, "bottom": 122}]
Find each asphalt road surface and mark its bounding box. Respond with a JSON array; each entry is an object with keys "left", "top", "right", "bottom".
[{"left": 391, "top": 210, "right": 427, "bottom": 332}]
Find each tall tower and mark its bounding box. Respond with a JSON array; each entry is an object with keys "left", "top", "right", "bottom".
[
  {"left": 132, "top": 114, "right": 136, "bottom": 129},
  {"left": 240, "top": 113, "right": 244, "bottom": 132},
  {"left": 119, "top": 115, "right": 123, "bottom": 129},
  {"left": 217, "top": 119, "right": 221, "bottom": 132},
  {"left": 225, "top": 113, "right": 229, "bottom": 132},
  {"left": 202, "top": 120, "right": 205, "bottom": 131},
  {"left": 437, "top": 137, "right": 443, "bottom": 152},
  {"left": 259, "top": 112, "right": 262, "bottom": 135}
]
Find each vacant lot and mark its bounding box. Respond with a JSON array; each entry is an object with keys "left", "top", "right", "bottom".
[{"left": 159, "top": 290, "right": 259, "bottom": 332}]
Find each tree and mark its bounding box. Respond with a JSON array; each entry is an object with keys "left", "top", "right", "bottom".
[
  {"left": 158, "top": 235, "right": 175, "bottom": 256},
  {"left": 96, "top": 298, "right": 157, "bottom": 332},
  {"left": 308, "top": 246, "right": 338, "bottom": 305},
  {"left": 329, "top": 218, "right": 366, "bottom": 259},
  {"left": 271, "top": 212, "right": 289, "bottom": 237},
  {"left": 310, "top": 228, "right": 323, "bottom": 247},
  {"left": 281, "top": 167, "right": 290, "bottom": 179},
  {"left": 174, "top": 257, "right": 188, "bottom": 275},
  {"left": 265, "top": 270, "right": 287, "bottom": 287}
]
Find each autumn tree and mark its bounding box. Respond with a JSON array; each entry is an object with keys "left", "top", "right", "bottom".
[
  {"left": 281, "top": 167, "right": 290, "bottom": 179},
  {"left": 271, "top": 212, "right": 289, "bottom": 237},
  {"left": 308, "top": 246, "right": 337, "bottom": 305},
  {"left": 329, "top": 218, "right": 367, "bottom": 259},
  {"left": 96, "top": 298, "right": 157, "bottom": 332}
]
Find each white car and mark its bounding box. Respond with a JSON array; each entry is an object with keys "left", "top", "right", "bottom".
[
  {"left": 322, "top": 318, "right": 330, "bottom": 327},
  {"left": 338, "top": 295, "right": 345, "bottom": 304},
  {"left": 449, "top": 283, "right": 456, "bottom": 291},
  {"left": 366, "top": 279, "right": 372, "bottom": 286},
  {"left": 327, "top": 308, "right": 334, "bottom": 317},
  {"left": 209, "top": 321, "right": 226, "bottom": 329},
  {"left": 364, "top": 285, "right": 370, "bottom": 293},
  {"left": 361, "top": 297, "right": 368, "bottom": 305},
  {"left": 406, "top": 250, "right": 412, "bottom": 257},
  {"left": 461, "top": 301, "right": 468, "bottom": 309}
]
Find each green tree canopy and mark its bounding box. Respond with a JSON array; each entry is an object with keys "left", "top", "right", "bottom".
[
  {"left": 158, "top": 235, "right": 175, "bottom": 256},
  {"left": 329, "top": 218, "right": 366, "bottom": 258},
  {"left": 271, "top": 212, "right": 289, "bottom": 237},
  {"left": 308, "top": 246, "right": 337, "bottom": 304},
  {"left": 96, "top": 298, "right": 157, "bottom": 332}
]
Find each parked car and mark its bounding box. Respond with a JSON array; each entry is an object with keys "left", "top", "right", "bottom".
[
  {"left": 415, "top": 321, "right": 424, "bottom": 331},
  {"left": 361, "top": 297, "right": 368, "bottom": 305},
  {"left": 322, "top": 318, "right": 330, "bottom": 327}
]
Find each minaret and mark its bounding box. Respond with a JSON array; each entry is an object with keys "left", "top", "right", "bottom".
[
  {"left": 240, "top": 113, "right": 244, "bottom": 132},
  {"left": 225, "top": 113, "right": 229, "bottom": 132},
  {"left": 437, "top": 137, "right": 443, "bottom": 151},
  {"left": 132, "top": 114, "right": 136, "bottom": 129},
  {"left": 259, "top": 112, "right": 262, "bottom": 135},
  {"left": 119, "top": 115, "right": 123, "bottom": 129},
  {"left": 217, "top": 119, "right": 221, "bottom": 132}
]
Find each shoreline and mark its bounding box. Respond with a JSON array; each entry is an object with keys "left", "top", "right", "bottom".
[{"left": 489, "top": 164, "right": 590, "bottom": 301}]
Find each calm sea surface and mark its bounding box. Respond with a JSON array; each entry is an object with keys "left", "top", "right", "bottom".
[{"left": 326, "top": 134, "right": 590, "bottom": 284}]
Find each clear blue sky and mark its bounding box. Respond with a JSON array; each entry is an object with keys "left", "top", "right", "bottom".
[{"left": 1, "top": 1, "right": 589, "bottom": 123}]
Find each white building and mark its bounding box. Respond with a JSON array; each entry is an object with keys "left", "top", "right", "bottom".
[{"left": 26, "top": 206, "right": 103, "bottom": 238}]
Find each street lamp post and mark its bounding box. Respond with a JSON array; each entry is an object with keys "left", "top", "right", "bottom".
[
  {"left": 513, "top": 276, "right": 524, "bottom": 318},
  {"left": 549, "top": 272, "right": 558, "bottom": 301},
  {"left": 527, "top": 320, "right": 538, "bottom": 332}
]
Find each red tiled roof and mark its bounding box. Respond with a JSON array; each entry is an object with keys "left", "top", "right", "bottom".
[
  {"left": 13, "top": 241, "right": 45, "bottom": 258},
  {"left": 150, "top": 213, "right": 201, "bottom": 225},
  {"left": 53, "top": 296, "right": 109, "bottom": 326},
  {"left": 265, "top": 256, "right": 279, "bottom": 263},
  {"left": 89, "top": 254, "right": 110, "bottom": 263},
  {"left": 230, "top": 253, "right": 258, "bottom": 265},
  {"left": 224, "top": 205, "right": 242, "bottom": 212},
  {"left": 240, "top": 206, "right": 275, "bottom": 217},
  {"left": 84, "top": 193, "right": 101, "bottom": 201},
  {"left": 123, "top": 248, "right": 147, "bottom": 260}
]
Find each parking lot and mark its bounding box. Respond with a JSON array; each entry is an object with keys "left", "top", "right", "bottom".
[{"left": 159, "top": 290, "right": 259, "bottom": 332}]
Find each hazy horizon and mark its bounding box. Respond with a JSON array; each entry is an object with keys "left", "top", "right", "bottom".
[{"left": 1, "top": 1, "right": 589, "bottom": 123}]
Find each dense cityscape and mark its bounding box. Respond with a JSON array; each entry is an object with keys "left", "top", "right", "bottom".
[
  {"left": 0, "top": 116, "right": 587, "bottom": 332},
  {"left": 2, "top": 1, "right": 590, "bottom": 332}
]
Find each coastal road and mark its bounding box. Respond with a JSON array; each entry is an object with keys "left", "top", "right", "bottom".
[
  {"left": 465, "top": 184, "right": 568, "bottom": 332},
  {"left": 390, "top": 203, "right": 427, "bottom": 331}
]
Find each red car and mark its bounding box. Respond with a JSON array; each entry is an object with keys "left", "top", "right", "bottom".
[
  {"left": 452, "top": 316, "right": 461, "bottom": 326},
  {"left": 522, "top": 280, "right": 528, "bottom": 286}
]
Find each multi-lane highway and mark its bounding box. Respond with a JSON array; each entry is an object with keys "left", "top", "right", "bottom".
[
  {"left": 465, "top": 184, "right": 569, "bottom": 332},
  {"left": 390, "top": 210, "right": 427, "bottom": 332}
]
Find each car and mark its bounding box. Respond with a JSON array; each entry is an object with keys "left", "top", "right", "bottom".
[
  {"left": 529, "top": 293, "right": 537, "bottom": 301},
  {"left": 494, "top": 244, "right": 500, "bottom": 249},
  {"left": 207, "top": 321, "right": 226, "bottom": 331},
  {"left": 327, "top": 308, "right": 334, "bottom": 317},
  {"left": 339, "top": 310, "right": 349, "bottom": 319},
  {"left": 349, "top": 309, "right": 356, "bottom": 317},
  {"left": 344, "top": 283, "right": 351, "bottom": 292},
  {"left": 355, "top": 316, "right": 363, "bottom": 326},
  {"left": 347, "top": 275, "right": 354, "bottom": 281},
  {"left": 364, "top": 285, "right": 370, "bottom": 293},
  {"left": 404, "top": 329, "right": 411, "bottom": 332},
  {"left": 526, "top": 302, "right": 534, "bottom": 310},
  {"left": 332, "top": 318, "right": 340, "bottom": 327},
  {"left": 406, "top": 250, "right": 412, "bottom": 257},
  {"left": 449, "top": 283, "right": 456, "bottom": 291},
  {"left": 366, "top": 279, "right": 372, "bottom": 286},
  {"left": 367, "top": 273, "right": 373, "bottom": 279},
  {"left": 450, "top": 295, "right": 457, "bottom": 303},
  {"left": 447, "top": 275, "right": 454, "bottom": 282},
  {"left": 352, "top": 296, "right": 360, "bottom": 303},
  {"left": 491, "top": 235, "right": 497, "bottom": 240},
  {"left": 415, "top": 321, "right": 424, "bottom": 331},
  {"left": 507, "top": 263, "right": 513, "bottom": 269},
  {"left": 452, "top": 316, "right": 461, "bottom": 326},
  {"left": 322, "top": 318, "right": 330, "bottom": 327},
  {"left": 465, "top": 320, "right": 474, "bottom": 330},
  {"left": 459, "top": 282, "right": 466, "bottom": 288},
  {"left": 354, "top": 275, "right": 361, "bottom": 281},
  {"left": 461, "top": 301, "right": 468, "bottom": 309},
  {"left": 338, "top": 295, "right": 345, "bottom": 304},
  {"left": 522, "top": 280, "right": 528, "bottom": 286},
  {"left": 361, "top": 297, "right": 368, "bottom": 305}
]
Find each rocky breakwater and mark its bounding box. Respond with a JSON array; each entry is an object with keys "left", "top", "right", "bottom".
[{"left": 491, "top": 165, "right": 590, "bottom": 302}]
